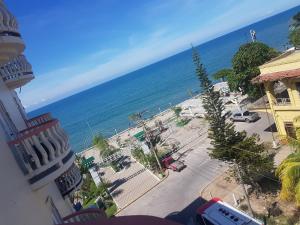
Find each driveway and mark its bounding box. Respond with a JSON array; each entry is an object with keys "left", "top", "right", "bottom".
[{"left": 99, "top": 152, "right": 160, "bottom": 209}]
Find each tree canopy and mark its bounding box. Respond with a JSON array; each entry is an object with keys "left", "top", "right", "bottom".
[
  {"left": 93, "top": 134, "right": 118, "bottom": 158},
  {"left": 172, "top": 106, "right": 182, "bottom": 119},
  {"left": 231, "top": 42, "right": 279, "bottom": 99},
  {"left": 291, "top": 12, "right": 300, "bottom": 29},
  {"left": 289, "top": 12, "right": 300, "bottom": 47},
  {"left": 212, "top": 68, "right": 234, "bottom": 81},
  {"left": 193, "top": 48, "right": 274, "bottom": 188},
  {"left": 289, "top": 27, "right": 300, "bottom": 48}
]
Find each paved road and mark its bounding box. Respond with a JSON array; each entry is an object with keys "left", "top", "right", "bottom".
[
  {"left": 117, "top": 112, "right": 274, "bottom": 224},
  {"left": 118, "top": 132, "right": 225, "bottom": 223}
]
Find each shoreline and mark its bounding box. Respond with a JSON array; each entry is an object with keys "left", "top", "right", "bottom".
[{"left": 78, "top": 93, "right": 203, "bottom": 157}]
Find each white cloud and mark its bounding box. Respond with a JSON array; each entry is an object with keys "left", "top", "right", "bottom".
[{"left": 20, "top": 0, "right": 300, "bottom": 110}]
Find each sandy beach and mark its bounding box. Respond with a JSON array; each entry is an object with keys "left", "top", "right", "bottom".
[{"left": 79, "top": 94, "right": 204, "bottom": 160}]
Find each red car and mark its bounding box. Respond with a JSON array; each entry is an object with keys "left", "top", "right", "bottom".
[{"left": 162, "top": 156, "right": 185, "bottom": 172}]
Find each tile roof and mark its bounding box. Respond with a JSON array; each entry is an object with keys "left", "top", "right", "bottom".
[{"left": 252, "top": 68, "right": 300, "bottom": 83}]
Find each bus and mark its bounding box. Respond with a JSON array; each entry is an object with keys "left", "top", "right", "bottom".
[{"left": 196, "top": 198, "right": 263, "bottom": 225}]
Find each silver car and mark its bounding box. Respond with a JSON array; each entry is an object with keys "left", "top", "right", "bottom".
[{"left": 230, "top": 110, "right": 259, "bottom": 123}]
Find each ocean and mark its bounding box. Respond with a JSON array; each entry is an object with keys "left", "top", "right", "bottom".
[{"left": 29, "top": 6, "right": 300, "bottom": 153}]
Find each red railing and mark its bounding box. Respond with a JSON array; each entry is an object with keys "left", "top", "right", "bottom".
[
  {"left": 8, "top": 119, "right": 59, "bottom": 145},
  {"left": 61, "top": 213, "right": 182, "bottom": 225},
  {"left": 62, "top": 208, "right": 106, "bottom": 223}
]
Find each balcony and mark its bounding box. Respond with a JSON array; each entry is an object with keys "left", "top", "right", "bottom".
[
  {"left": 0, "top": 55, "right": 34, "bottom": 89},
  {"left": 56, "top": 163, "right": 82, "bottom": 197},
  {"left": 8, "top": 115, "right": 75, "bottom": 190},
  {"left": 26, "top": 113, "right": 52, "bottom": 128},
  {"left": 62, "top": 208, "right": 106, "bottom": 224},
  {"left": 60, "top": 209, "right": 182, "bottom": 225},
  {"left": 0, "top": 1, "right": 25, "bottom": 63},
  {"left": 275, "top": 98, "right": 291, "bottom": 106}
]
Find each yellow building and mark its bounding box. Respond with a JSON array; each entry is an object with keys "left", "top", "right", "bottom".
[{"left": 253, "top": 50, "right": 300, "bottom": 139}]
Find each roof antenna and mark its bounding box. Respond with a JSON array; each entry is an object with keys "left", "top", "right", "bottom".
[{"left": 250, "top": 29, "right": 256, "bottom": 42}]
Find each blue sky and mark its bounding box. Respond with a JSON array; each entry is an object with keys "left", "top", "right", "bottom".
[{"left": 6, "top": 0, "right": 300, "bottom": 109}]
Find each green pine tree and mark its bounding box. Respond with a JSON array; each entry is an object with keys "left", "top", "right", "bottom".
[
  {"left": 192, "top": 48, "right": 274, "bottom": 189},
  {"left": 192, "top": 48, "right": 245, "bottom": 162}
]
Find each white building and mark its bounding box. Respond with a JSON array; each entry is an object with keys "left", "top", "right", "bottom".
[
  {"left": 0, "top": 1, "right": 82, "bottom": 225},
  {"left": 0, "top": 2, "right": 188, "bottom": 225}
]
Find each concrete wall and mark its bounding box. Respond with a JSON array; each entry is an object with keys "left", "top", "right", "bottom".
[
  {"left": 0, "top": 79, "right": 27, "bottom": 134},
  {"left": 0, "top": 80, "right": 74, "bottom": 224},
  {"left": 265, "top": 78, "right": 300, "bottom": 138},
  {"left": 36, "top": 181, "right": 74, "bottom": 218},
  {"left": 0, "top": 133, "right": 54, "bottom": 225}
]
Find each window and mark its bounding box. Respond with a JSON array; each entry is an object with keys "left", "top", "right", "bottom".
[
  {"left": 284, "top": 122, "right": 296, "bottom": 139},
  {"left": 296, "top": 82, "right": 300, "bottom": 94},
  {"left": 243, "top": 111, "right": 250, "bottom": 116}
]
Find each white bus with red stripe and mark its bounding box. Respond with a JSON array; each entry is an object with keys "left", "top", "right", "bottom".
[{"left": 196, "top": 198, "right": 263, "bottom": 225}]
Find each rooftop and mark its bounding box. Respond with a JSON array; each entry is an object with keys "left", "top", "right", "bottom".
[{"left": 253, "top": 49, "right": 300, "bottom": 83}]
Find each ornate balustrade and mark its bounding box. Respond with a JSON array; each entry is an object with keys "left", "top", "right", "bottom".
[
  {"left": 0, "top": 1, "right": 24, "bottom": 63},
  {"left": 56, "top": 163, "right": 82, "bottom": 197},
  {"left": 0, "top": 55, "right": 34, "bottom": 89},
  {"left": 8, "top": 117, "right": 75, "bottom": 190},
  {"left": 26, "top": 113, "right": 52, "bottom": 128}
]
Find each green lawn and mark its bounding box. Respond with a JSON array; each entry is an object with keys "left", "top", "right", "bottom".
[
  {"left": 176, "top": 119, "right": 191, "bottom": 127},
  {"left": 105, "top": 203, "right": 117, "bottom": 218},
  {"left": 83, "top": 197, "right": 97, "bottom": 208}
]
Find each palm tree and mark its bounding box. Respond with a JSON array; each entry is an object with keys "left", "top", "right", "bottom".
[
  {"left": 172, "top": 106, "right": 182, "bottom": 121},
  {"left": 276, "top": 152, "right": 300, "bottom": 206}
]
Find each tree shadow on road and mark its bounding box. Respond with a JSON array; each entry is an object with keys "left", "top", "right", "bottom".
[
  {"left": 108, "top": 168, "right": 147, "bottom": 192},
  {"left": 111, "top": 189, "right": 124, "bottom": 198},
  {"left": 165, "top": 197, "right": 208, "bottom": 224}
]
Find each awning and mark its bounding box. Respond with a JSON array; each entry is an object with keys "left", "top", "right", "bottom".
[
  {"left": 252, "top": 68, "right": 300, "bottom": 83},
  {"left": 82, "top": 156, "right": 95, "bottom": 169},
  {"left": 133, "top": 131, "right": 145, "bottom": 141}
]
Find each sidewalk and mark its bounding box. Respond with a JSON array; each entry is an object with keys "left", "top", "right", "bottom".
[{"left": 200, "top": 145, "right": 293, "bottom": 206}]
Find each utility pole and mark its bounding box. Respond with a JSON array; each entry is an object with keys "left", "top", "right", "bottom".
[
  {"left": 235, "top": 161, "right": 254, "bottom": 217},
  {"left": 143, "top": 123, "right": 163, "bottom": 172},
  {"left": 129, "top": 111, "right": 163, "bottom": 172}
]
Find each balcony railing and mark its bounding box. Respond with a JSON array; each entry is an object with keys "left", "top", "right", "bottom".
[
  {"left": 0, "top": 55, "right": 34, "bottom": 89},
  {"left": 62, "top": 208, "right": 106, "bottom": 224},
  {"left": 8, "top": 117, "right": 75, "bottom": 190},
  {"left": 275, "top": 98, "right": 291, "bottom": 106},
  {"left": 26, "top": 113, "right": 52, "bottom": 128},
  {"left": 61, "top": 209, "right": 182, "bottom": 225},
  {"left": 56, "top": 163, "right": 82, "bottom": 197},
  {"left": 0, "top": 1, "right": 24, "bottom": 63}
]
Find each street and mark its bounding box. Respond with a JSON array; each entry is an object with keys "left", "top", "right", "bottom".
[{"left": 117, "top": 112, "right": 274, "bottom": 224}]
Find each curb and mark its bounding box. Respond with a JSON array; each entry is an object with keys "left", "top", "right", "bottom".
[
  {"left": 199, "top": 170, "right": 227, "bottom": 199},
  {"left": 115, "top": 170, "right": 169, "bottom": 215}
]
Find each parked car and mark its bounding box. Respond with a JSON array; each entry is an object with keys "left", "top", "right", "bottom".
[
  {"left": 230, "top": 110, "right": 259, "bottom": 123},
  {"left": 162, "top": 156, "right": 185, "bottom": 172},
  {"left": 195, "top": 198, "right": 263, "bottom": 225}
]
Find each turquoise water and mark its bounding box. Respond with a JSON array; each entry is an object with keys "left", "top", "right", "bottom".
[{"left": 29, "top": 6, "right": 300, "bottom": 152}]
